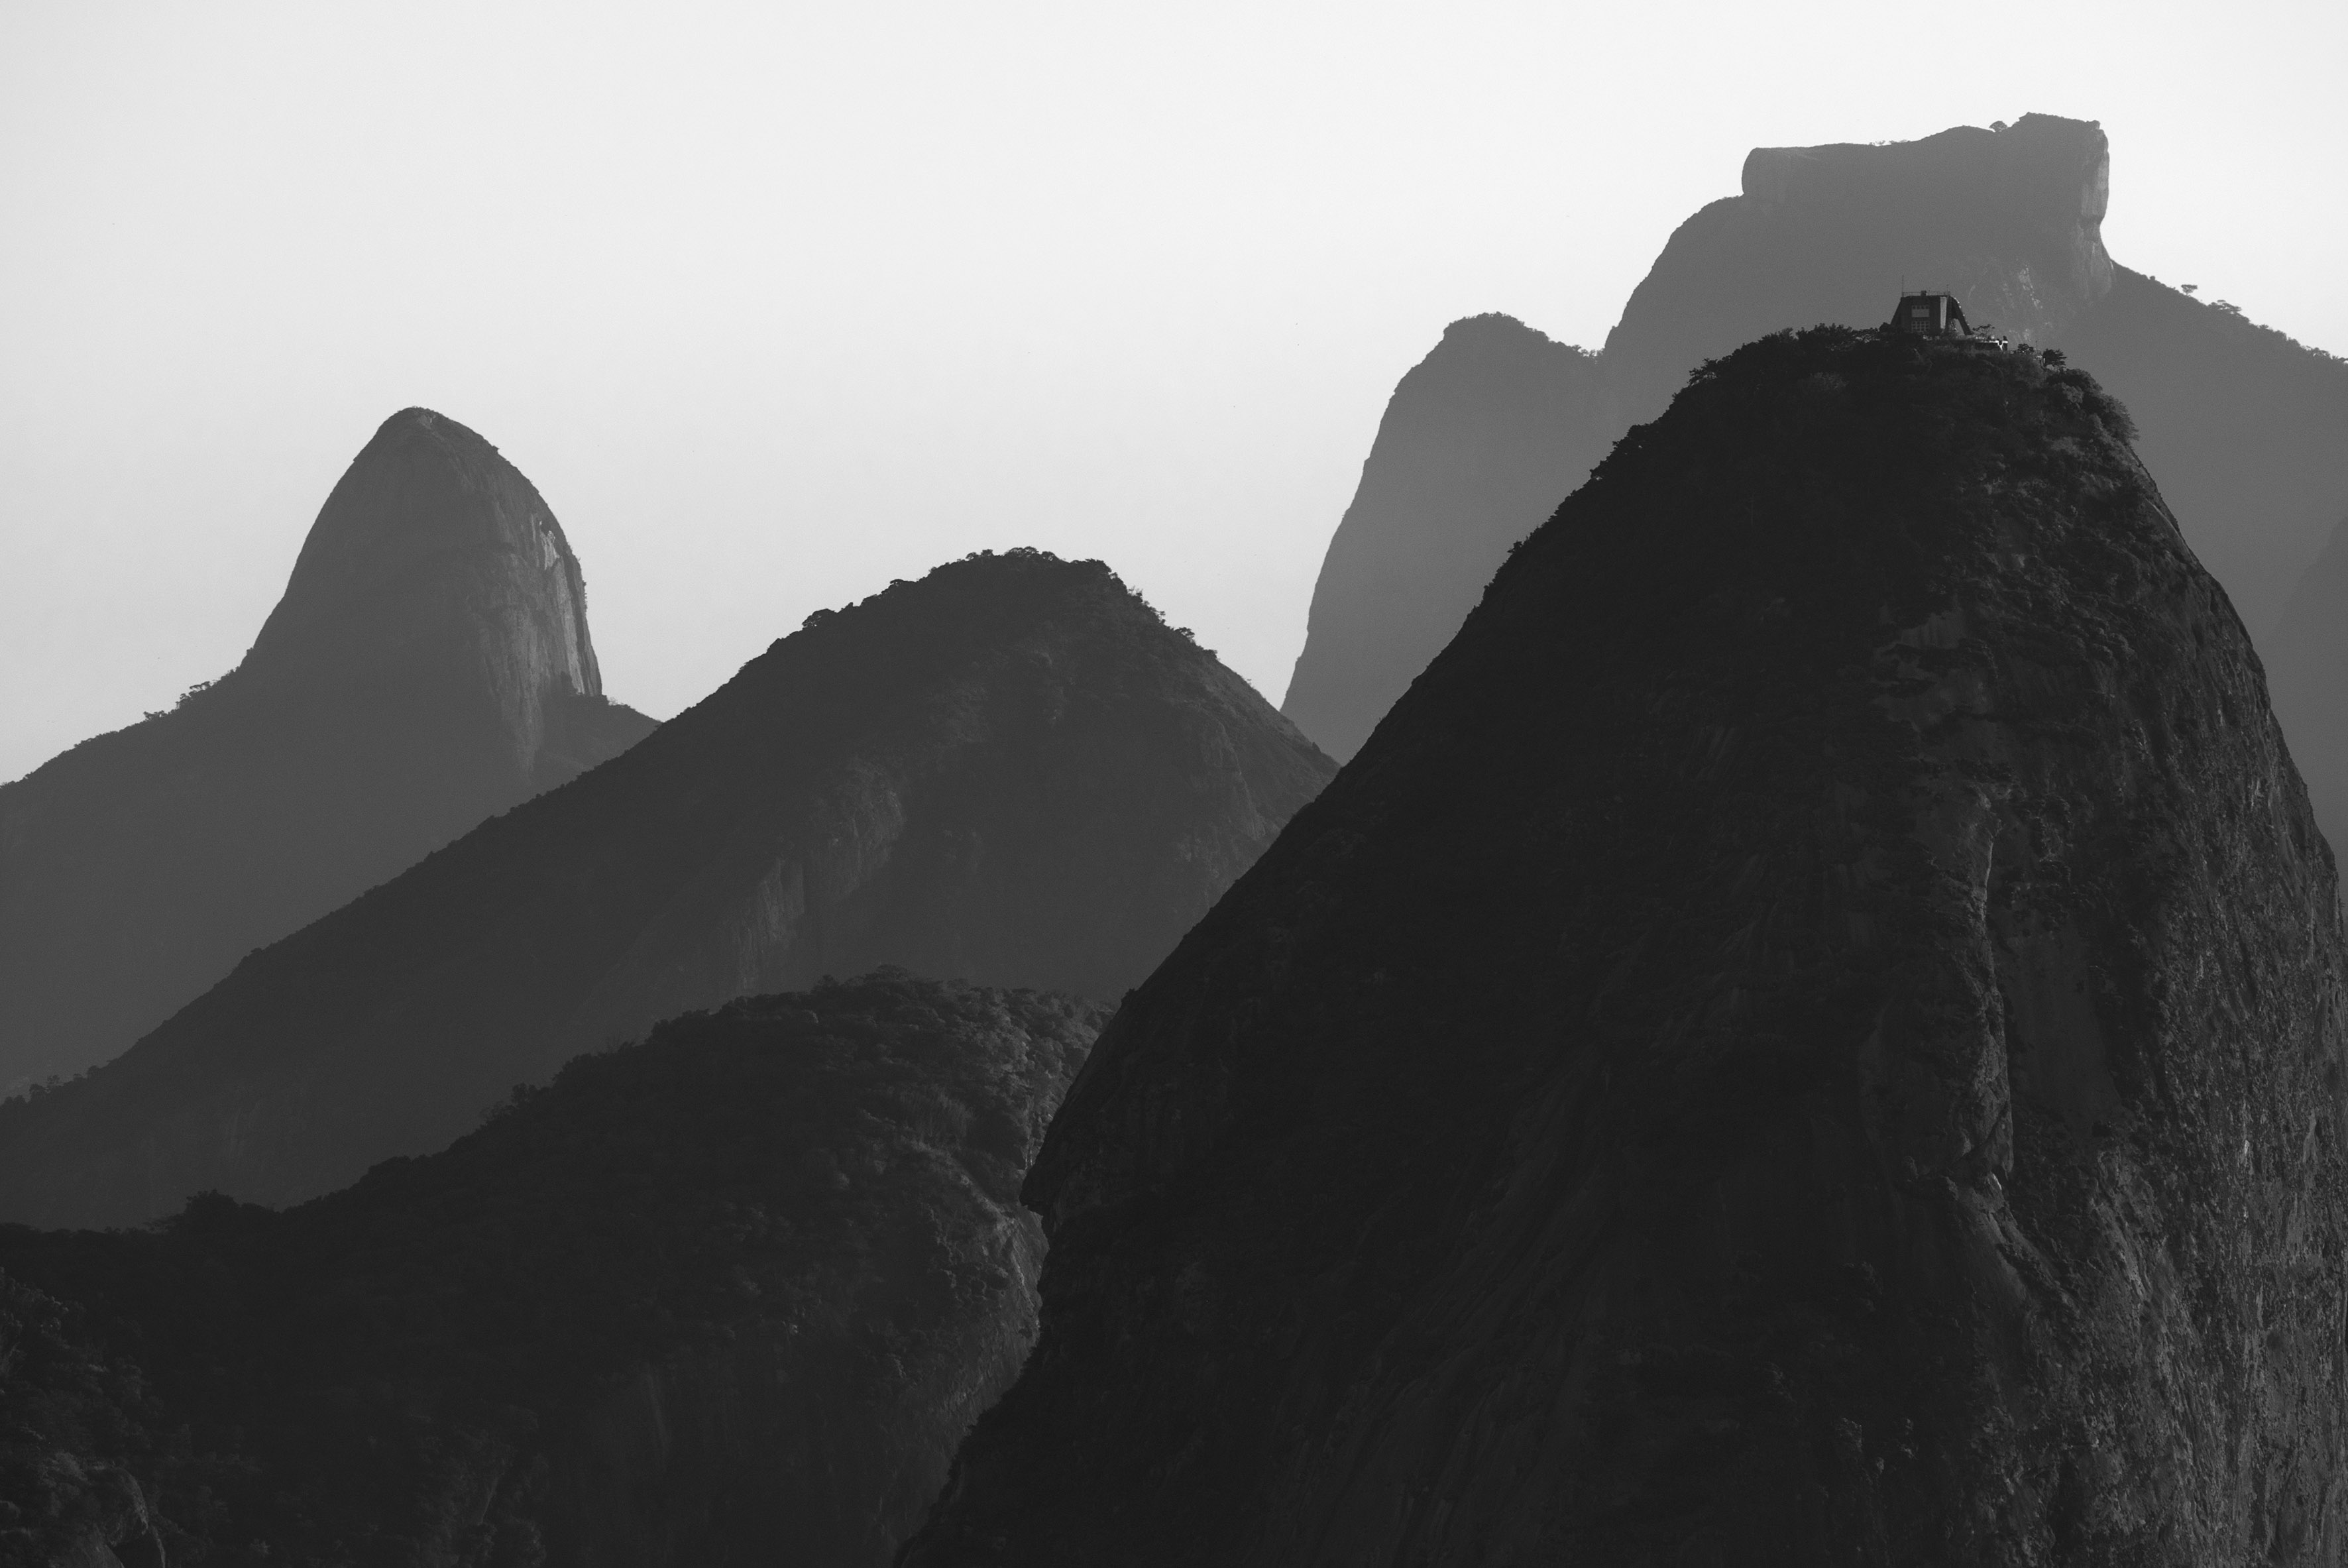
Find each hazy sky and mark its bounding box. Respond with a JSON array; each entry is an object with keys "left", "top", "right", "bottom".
[{"left": 4, "top": 1, "right": 2343, "bottom": 784}]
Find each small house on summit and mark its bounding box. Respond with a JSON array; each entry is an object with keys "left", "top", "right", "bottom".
[{"left": 1888, "top": 291, "right": 1974, "bottom": 337}]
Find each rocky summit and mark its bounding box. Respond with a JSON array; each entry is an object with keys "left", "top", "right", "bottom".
[
  {"left": 0, "top": 408, "right": 655, "bottom": 1092},
  {"left": 0, "top": 974, "right": 1097, "bottom": 1568},
  {"left": 1280, "top": 314, "right": 1608, "bottom": 762},
  {"left": 1282, "top": 115, "right": 2348, "bottom": 772},
  {"left": 0, "top": 549, "right": 1333, "bottom": 1229},
  {"left": 904, "top": 331, "right": 2348, "bottom": 1565}
]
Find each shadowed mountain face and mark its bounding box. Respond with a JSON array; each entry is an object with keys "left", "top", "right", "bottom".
[
  {"left": 0, "top": 550, "right": 1333, "bottom": 1229},
  {"left": 2267, "top": 512, "right": 2348, "bottom": 849},
  {"left": 0, "top": 408, "right": 655, "bottom": 1093},
  {"left": 1280, "top": 315, "right": 1607, "bottom": 762},
  {"left": 1, "top": 974, "right": 1098, "bottom": 1568},
  {"left": 904, "top": 332, "right": 2348, "bottom": 1565},
  {"left": 1281, "top": 114, "right": 2348, "bottom": 767}
]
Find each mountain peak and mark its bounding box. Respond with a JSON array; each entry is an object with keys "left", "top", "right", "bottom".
[
  {"left": 241, "top": 406, "right": 608, "bottom": 775},
  {"left": 0, "top": 410, "right": 653, "bottom": 1091}
]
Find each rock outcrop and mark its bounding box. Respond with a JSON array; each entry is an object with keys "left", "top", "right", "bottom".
[
  {"left": 0, "top": 408, "right": 656, "bottom": 1092},
  {"left": 905, "top": 330, "right": 2348, "bottom": 1564},
  {"left": 1281, "top": 115, "right": 2348, "bottom": 763},
  {"left": 0, "top": 550, "right": 1333, "bottom": 1228},
  {"left": 0, "top": 974, "right": 1097, "bottom": 1568},
  {"left": 1280, "top": 315, "right": 1608, "bottom": 761}
]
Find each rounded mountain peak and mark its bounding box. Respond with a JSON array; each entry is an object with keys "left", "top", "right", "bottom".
[{"left": 242, "top": 407, "right": 605, "bottom": 718}]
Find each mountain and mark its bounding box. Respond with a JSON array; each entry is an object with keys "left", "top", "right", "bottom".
[
  {"left": 0, "top": 408, "right": 656, "bottom": 1093},
  {"left": 0, "top": 549, "right": 1334, "bottom": 1229},
  {"left": 902, "top": 331, "right": 2348, "bottom": 1564},
  {"left": 0, "top": 974, "right": 1098, "bottom": 1568},
  {"left": 2266, "top": 511, "right": 2348, "bottom": 848},
  {"left": 1280, "top": 114, "right": 2348, "bottom": 765},
  {"left": 1279, "top": 315, "right": 1607, "bottom": 761}
]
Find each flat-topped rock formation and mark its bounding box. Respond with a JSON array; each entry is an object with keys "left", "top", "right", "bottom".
[
  {"left": 1281, "top": 115, "right": 2348, "bottom": 772},
  {"left": 906, "top": 330, "right": 2348, "bottom": 1565},
  {"left": 0, "top": 550, "right": 1333, "bottom": 1229},
  {"left": 0, "top": 408, "right": 655, "bottom": 1092}
]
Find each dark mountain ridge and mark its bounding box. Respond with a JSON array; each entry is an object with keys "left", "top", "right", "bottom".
[
  {"left": 1280, "top": 314, "right": 1608, "bottom": 762},
  {"left": 0, "top": 408, "right": 655, "bottom": 1092},
  {"left": 906, "top": 330, "right": 2348, "bottom": 1563},
  {"left": 1, "top": 974, "right": 1097, "bottom": 1568},
  {"left": 1281, "top": 115, "right": 2348, "bottom": 776},
  {"left": 0, "top": 549, "right": 1333, "bottom": 1229}
]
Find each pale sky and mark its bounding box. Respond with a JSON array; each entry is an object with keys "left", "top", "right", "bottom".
[{"left": 4, "top": 0, "right": 2343, "bottom": 785}]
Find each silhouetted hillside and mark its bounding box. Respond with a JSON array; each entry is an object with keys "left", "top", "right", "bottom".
[
  {"left": 1280, "top": 315, "right": 1606, "bottom": 761},
  {"left": 0, "top": 408, "right": 655, "bottom": 1092},
  {"left": 905, "top": 331, "right": 2347, "bottom": 1565},
  {"left": 0, "top": 549, "right": 1332, "bottom": 1229},
  {"left": 2267, "top": 510, "right": 2348, "bottom": 850},
  {"left": 0, "top": 974, "right": 1099, "bottom": 1568},
  {"left": 1282, "top": 115, "right": 2348, "bottom": 765}
]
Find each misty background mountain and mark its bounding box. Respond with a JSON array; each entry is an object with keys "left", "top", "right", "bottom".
[
  {"left": 1282, "top": 115, "right": 2348, "bottom": 809},
  {"left": 0, "top": 550, "right": 1330, "bottom": 1229},
  {"left": 0, "top": 409, "right": 655, "bottom": 1095}
]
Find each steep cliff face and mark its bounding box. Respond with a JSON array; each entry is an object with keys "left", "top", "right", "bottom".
[
  {"left": 0, "top": 550, "right": 1333, "bottom": 1228},
  {"left": 1280, "top": 315, "right": 1608, "bottom": 761},
  {"left": 0, "top": 408, "right": 655, "bottom": 1092},
  {"left": 905, "top": 331, "right": 2348, "bottom": 1565},
  {"left": 1601, "top": 115, "right": 2113, "bottom": 425},
  {"left": 2266, "top": 511, "right": 2348, "bottom": 850},
  {"left": 0, "top": 975, "right": 1096, "bottom": 1568},
  {"left": 1282, "top": 115, "right": 2347, "bottom": 759}
]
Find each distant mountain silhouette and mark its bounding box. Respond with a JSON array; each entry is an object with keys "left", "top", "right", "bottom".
[
  {"left": 2266, "top": 510, "right": 2348, "bottom": 849},
  {"left": 1280, "top": 315, "right": 1606, "bottom": 761},
  {"left": 0, "top": 549, "right": 1333, "bottom": 1228},
  {"left": 1281, "top": 114, "right": 2348, "bottom": 768},
  {"left": 905, "top": 332, "right": 2347, "bottom": 1564},
  {"left": 1, "top": 974, "right": 1098, "bottom": 1568},
  {"left": 0, "top": 408, "right": 655, "bottom": 1093}
]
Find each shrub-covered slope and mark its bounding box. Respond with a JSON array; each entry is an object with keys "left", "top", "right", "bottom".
[
  {"left": 0, "top": 549, "right": 1330, "bottom": 1229},
  {"left": 0, "top": 974, "right": 1099, "bottom": 1568},
  {"left": 904, "top": 331, "right": 2348, "bottom": 1565},
  {"left": 0, "top": 407, "right": 655, "bottom": 1093}
]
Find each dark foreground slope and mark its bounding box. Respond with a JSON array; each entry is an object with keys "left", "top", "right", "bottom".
[
  {"left": 0, "top": 551, "right": 1332, "bottom": 1228},
  {"left": 1, "top": 974, "right": 1097, "bottom": 1568},
  {"left": 0, "top": 408, "right": 655, "bottom": 1091},
  {"left": 905, "top": 331, "right": 2348, "bottom": 1565},
  {"left": 1282, "top": 115, "right": 2348, "bottom": 767},
  {"left": 2269, "top": 512, "right": 2348, "bottom": 849},
  {"left": 1280, "top": 315, "right": 1607, "bottom": 761}
]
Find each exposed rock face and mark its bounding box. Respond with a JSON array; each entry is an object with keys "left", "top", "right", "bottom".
[
  {"left": 904, "top": 331, "right": 2348, "bottom": 1565},
  {"left": 0, "top": 1272, "right": 170, "bottom": 1568},
  {"left": 1280, "top": 315, "right": 1608, "bottom": 761},
  {"left": 1601, "top": 115, "right": 2114, "bottom": 425},
  {"left": 0, "top": 974, "right": 1097, "bottom": 1568},
  {"left": 2266, "top": 511, "right": 2348, "bottom": 850},
  {"left": 0, "top": 408, "right": 655, "bottom": 1092},
  {"left": 0, "top": 551, "right": 1333, "bottom": 1228},
  {"left": 1281, "top": 115, "right": 2348, "bottom": 758}
]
